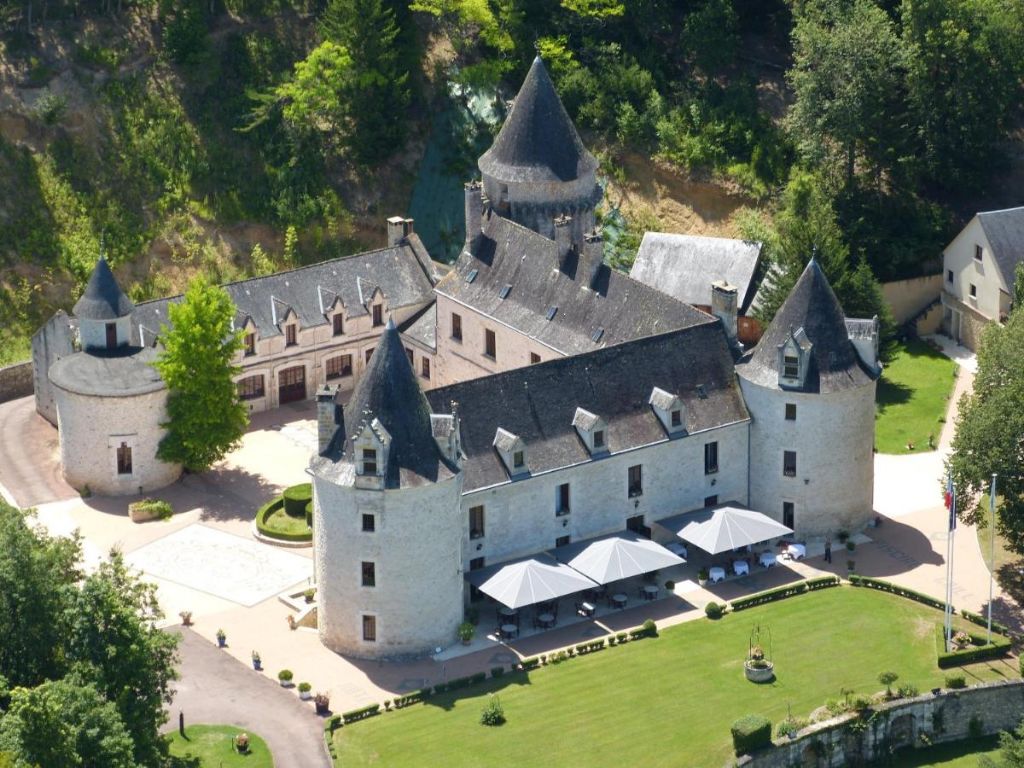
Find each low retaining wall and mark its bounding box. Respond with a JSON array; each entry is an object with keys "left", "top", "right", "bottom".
[
  {"left": 736, "top": 679, "right": 1024, "bottom": 768},
  {"left": 0, "top": 360, "right": 33, "bottom": 404},
  {"left": 882, "top": 275, "right": 942, "bottom": 324}
]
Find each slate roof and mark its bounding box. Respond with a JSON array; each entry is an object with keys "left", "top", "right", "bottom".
[
  {"left": 478, "top": 57, "right": 599, "bottom": 184},
  {"left": 629, "top": 233, "right": 762, "bottom": 311},
  {"left": 73, "top": 257, "right": 135, "bottom": 320},
  {"left": 426, "top": 324, "right": 749, "bottom": 492},
  {"left": 130, "top": 237, "right": 436, "bottom": 340},
  {"left": 311, "top": 320, "right": 455, "bottom": 489},
  {"left": 435, "top": 212, "right": 711, "bottom": 354},
  {"left": 397, "top": 302, "right": 437, "bottom": 350},
  {"left": 737, "top": 260, "right": 876, "bottom": 393},
  {"left": 977, "top": 206, "right": 1024, "bottom": 283},
  {"left": 48, "top": 346, "right": 164, "bottom": 398}
]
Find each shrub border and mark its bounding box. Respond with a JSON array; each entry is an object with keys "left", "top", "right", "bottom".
[
  {"left": 848, "top": 575, "right": 947, "bottom": 610},
  {"left": 256, "top": 496, "right": 312, "bottom": 542},
  {"left": 730, "top": 576, "right": 840, "bottom": 612},
  {"left": 934, "top": 624, "right": 1011, "bottom": 668}
]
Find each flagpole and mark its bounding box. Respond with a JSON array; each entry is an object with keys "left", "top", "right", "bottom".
[
  {"left": 944, "top": 473, "right": 956, "bottom": 652},
  {"left": 947, "top": 521, "right": 956, "bottom": 651},
  {"left": 988, "top": 473, "right": 998, "bottom": 645}
]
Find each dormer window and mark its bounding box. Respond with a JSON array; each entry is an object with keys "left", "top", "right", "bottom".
[
  {"left": 493, "top": 428, "right": 528, "bottom": 477},
  {"left": 572, "top": 408, "right": 609, "bottom": 455},
  {"left": 671, "top": 410, "right": 682, "bottom": 427},
  {"left": 778, "top": 328, "right": 811, "bottom": 389},
  {"left": 513, "top": 450, "right": 524, "bottom": 469},
  {"left": 286, "top": 324, "right": 297, "bottom": 347},
  {"left": 362, "top": 448, "right": 378, "bottom": 475},
  {"left": 372, "top": 304, "right": 384, "bottom": 327},
  {"left": 593, "top": 429, "right": 605, "bottom": 449},
  {"left": 333, "top": 313, "right": 344, "bottom": 336},
  {"left": 244, "top": 332, "right": 256, "bottom": 356},
  {"left": 783, "top": 355, "right": 798, "bottom": 378},
  {"left": 353, "top": 418, "right": 390, "bottom": 487},
  {"left": 648, "top": 387, "right": 686, "bottom": 435}
]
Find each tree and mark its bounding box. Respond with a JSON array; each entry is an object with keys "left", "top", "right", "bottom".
[
  {"left": 878, "top": 670, "right": 898, "bottom": 697},
  {"left": 275, "top": 41, "right": 354, "bottom": 147},
  {"left": 155, "top": 277, "right": 247, "bottom": 472},
  {"left": 320, "top": 0, "right": 412, "bottom": 164},
  {"left": 947, "top": 304, "right": 1024, "bottom": 550},
  {"left": 981, "top": 718, "right": 1024, "bottom": 768}
]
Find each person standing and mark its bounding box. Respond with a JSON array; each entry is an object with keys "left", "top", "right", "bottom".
[{"left": 824, "top": 535, "right": 832, "bottom": 564}]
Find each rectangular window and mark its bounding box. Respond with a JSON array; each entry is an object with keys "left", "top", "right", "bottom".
[
  {"left": 361, "top": 561, "right": 376, "bottom": 587},
  {"left": 782, "top": 502, "right": 795, "bottom": 529},
  {"left": 512, "top": 450, "right": 524, "bottom": 469},
  {"left": 704, "top": 494, "right": 718, "bottom": 508},
  {"left": 704, "top": 442, "right": 719, "bottom": 475},
  {"left": 237, "top": 375, "right": 265, "bottom": 400},
  {"left": 326, "top": 355, "right": 353, "bottom": 380},
  {"left": 244, "top": 332, "right": 256, "bottom": 356},
  {"left": 372, "top": 304, "right": 384, "bottom": 327},
  {"left": 785, "top": 403, "right": 797, "bottom": 421},
  {"left": 286, "top": 324, "right": 297, "bottom": 347},
  {"left": 421, "top": 358, "right": 431, "bottom": 379},
  {"left": 671, "top": 409, "right": 682, "bottom": 427},
  {"left": 556, "top": 483, "right": 570, "bottom": 516},
  {"left": 362, "top": 614, "right": 376, "bottom": 642},
  {"left": 405, "top": 347, "right": 414, "bottom": 364},
  {"left": 628, "top": 464, "right": 643, "bottom": 498},
  {"left": 783, "top": 355, "right": 799, "bottom": 378},
  {"left": 555, "top": 535, "right": 571, "bottom": 548},
  {"left": 783, "top": 450, "right": 797, "bottom": 477},
  {"left": 484, "top": 329, "right": 497, "bottom": 359},
  {"left": 365, "top": 348, "right": 374, "bottom": 364},
  {"left": 593, "top": 430, "right": 605, "bottom": 449},
  {"left": 974, "top": 244, "right": 983, "bottom": 262},
  {"left": 451, "top": 313, "right": 463, "bottom": 342},
  {"left": 361, "top": 513, "right": 375, "bottom": 532},
  {"left": 116, "top": 442, "right": 132, "bottom": 475},
  {"left": 469, "top": 505, "right": 485, "bottom": 539},
  {"left": 332, "top": 314, "right": 344, "bottom": 336},
  {"left": 362, "top": 448, "right": 378, "bottom": 475},
  {"left": 530, "top": 352, "right": 541, "bottom": 364},
  {"left": 947, "top": 269, "right": 954, "bottom": 284},
  {"left": 469, "top": 557, "right": 485, "bottom": 571},
  {"left": 970, "top": 284, "right": 977, "bottom": 298}
]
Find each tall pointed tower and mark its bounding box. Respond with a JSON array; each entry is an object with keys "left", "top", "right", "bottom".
[
  {"left": 311, "top": 320, "right": 465, "bottom": 658},
  {"left": 737, "top": 260, "right": 880, "bottom": 535},
  {"left": 477, "top": 57, "right": 602, "bottom": 242}
]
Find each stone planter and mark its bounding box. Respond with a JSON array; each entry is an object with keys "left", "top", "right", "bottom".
[{"left": 744, "top": 660, "right": 775, "bottom": 683}]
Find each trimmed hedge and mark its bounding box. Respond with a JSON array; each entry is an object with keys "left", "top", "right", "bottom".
[
  {"left": 434, "top": 672, "right": 488, "bottom": 695},
  {"left": 960, "top": 609, "right": 1011, "bottom": 637},
  {"left": 255, "top": 497, "right": 312, "bottom": 542},
  {"left": 392, "top": 689, "right": 431, "bottom": 709},
  {"left": 730, "top": 576, "right": 840, "bottom": 611},
  {"left": 520, "top": 657, "right": 540, "bottom": 671},
  {"left": 848, "top": 575, "right": 948, "bottom": 611},
  {"left": 731, "top": 714, "right": 772, "bottom": 755},
  {"left": 934, "top": 624, "right": 1011, "bottom": 668},
  {"left": 305, "top": 499, "right": 313, "bottom": 527},
  {"left": 574, "top": 639, "right": 606, "bottom": 655},
  {"left": 283, "top": 483, "right": 313, "bottom": 517},
  {"left": 341, "top": 704, "right": 380, "bottom": 724}
]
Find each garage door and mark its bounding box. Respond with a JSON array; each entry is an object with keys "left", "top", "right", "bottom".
[{"left": 278, "top": 366, "right": 306, "bottom": 404}]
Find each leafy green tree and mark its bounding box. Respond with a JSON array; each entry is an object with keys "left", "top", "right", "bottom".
[
  {"left": 275, "top": 41, "right": 354, "bottom": 150},
  {"left": 156, "top": 277, "right": 248, "bottom": 472},
  {"left": 320, "top": 0, "right": 412, "bottom": 164},
  {"left": 981, "top": 718, "right": 1024, "bottom": 767},
  {"left": 0, "top": 678, "right": 135, "bottom": 768},
  {"left": 947, "top": 303, "right": 1024, "bottom": 550}
]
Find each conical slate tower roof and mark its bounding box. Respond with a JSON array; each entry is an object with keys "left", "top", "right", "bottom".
[
  {"left": 742, "top": 259, "right": 875, "bottom": 392},
  {"left": 338, "top": 319, "right": 455, "bottom": 488},
  {"left": 73, "top": 256, "right": 135, "bottom": 320},
  {"left": 479, "top": 57, "right": 599, "bottom": 184}
]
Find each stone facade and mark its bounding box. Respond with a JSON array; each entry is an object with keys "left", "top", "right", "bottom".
[
  {"left": 31, "top": 311, "right": 76, "bottom": 425},
  {"left": 737, "top": 680, "right": 1024, "bottom": 768},
  {"left": 0, "top": 361, "right": 33, "bottom": 405}
]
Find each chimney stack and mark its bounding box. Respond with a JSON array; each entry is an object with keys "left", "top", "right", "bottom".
[
  {"left": 317, "top": 385, "right": 341, "bottom": 455},
  {"left": 464, "top": 181, "right": 483, "bottom": 254},
  {"left": 554, "top": 214, "right": 574, "bottom": 270},
  {"left": 711, "top": 280, "right": 740, "bottom": 349},
  {"left": 387, "top": 216, "right": 406, "bottom": 246},
  {"left": 582, "top": 229, "right": 604, "bottom": 288}
]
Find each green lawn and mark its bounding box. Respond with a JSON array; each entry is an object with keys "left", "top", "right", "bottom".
[
  {"left": 333, "top": 588, "right": 1015, "bottom": 768},
  {"left": 876, "top": 338, "right": 958, "bottom": 454},
  {"left": 262, "top": 505, "right": 311, "bottom": 538},
  {"left": 903, "top": 736, "right": 1000, "bottom": 767},
  {"left": 167, "top": 725, "right": 273, "bottom": 767}
]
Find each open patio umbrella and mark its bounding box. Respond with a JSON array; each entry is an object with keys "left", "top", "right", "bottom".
[
  {"left": 549, "top": 531, "right": 684, "bottom": 585},
  {"left": 657, "top": 503, "right": 793, "bottom": 555},
  {"left": 465, "top": 554, "right": 599, "bottom": 609}
]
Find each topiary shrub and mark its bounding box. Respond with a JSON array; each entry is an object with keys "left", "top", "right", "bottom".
[
  {"left": 305, "top": 500, "right": 313, "bottom": 527},
  {"left": 642, "top": 619, "right": 657, "bottom": 637},
  {"left": 731, "top": 714, "right": 772, "bottom": 755},
  {"left": 480, "top": 695, "right": 505, "bottom": 726},
  {"left": 705, "top": 601, "right": 723, "bottom": 619},
  {"left": 283, "top": 483, "right": 313, "bottom": 517},
  {"left": 944, "top": 673, "right": 966, "bottom": 689}
]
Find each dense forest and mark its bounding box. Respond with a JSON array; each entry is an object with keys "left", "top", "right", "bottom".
[{"left": 0, "top": 0, "right": 1022, "bottom": 363}]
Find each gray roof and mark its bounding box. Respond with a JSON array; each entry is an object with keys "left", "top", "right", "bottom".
[
  {"left": 630, "top": 233, "right": 762, "bottom": 310},
  {"left": 426, "top": 324, "right": 749, "bottom": 492},
  {"left": 48, "top": 346, "right": 164, "bottom": 398},
  {"left": 478, "top": 57, "right": 598, "bottom": 184},
  {"left": 397, "top": 302, "right": 437, "bottom": 350},
  {"left": 130, "top": 237, "right": 436, "bottom": 340},
  {"left": 977, "top": 206, "right": 1024, "bottom": 283},
  {"left": 73, "top": 257, "right": 135, "bottom": 320},
  {"left": 435, "top": 212, "right": 711, "bottom": 355},
  {"left": 738, "top": 260, "right": 876, "bottom": 393},
  {"left": 311, "top": 320, "right": 455, "bottom": 489}
]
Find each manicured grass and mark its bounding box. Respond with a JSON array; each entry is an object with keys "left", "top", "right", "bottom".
[
  {"left": 900, "top": 736, "right": 1000, "bottom": 766},
  {"left": 262, "top": 504, "right": 312, "bottom": 538},
  {"left": 333, "top": 588, "right": 1014, "bottom": 768},
  {"left": 167, "top": 724, "right": 273, "bottom": 767},
  {"left": 876, "top": 338, "right": 958, "bottom": 454}
]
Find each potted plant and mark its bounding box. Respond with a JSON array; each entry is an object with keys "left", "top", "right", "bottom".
[
  {"left": 278, "top": 669, "right": 294, "bottom": 688},
  {"left": 697, "top": 568, "right": 709, "bottom": 587},
  {"left": 458, "top": 621, "right": 476, "bottom": 645},
  {"left": 179, "top": 610, "right": 193, "bottom": 627},
  {"left": 216, "top": 629, "right": 226, "bottom": 648},
  {"left": 303, "top": 588, "right": 316, "bottom": 604},
  {"left": 314, "top": 692, "right": 330, "bottom": 715},
  {"left": 952, "top": 630, "right": 971, "bottom": 651},
  {"left": 298, "top": 682, "right": 312, "bottom": 700},
  {"left": 251, "top": 651, "right": 262, "bottom": 671},
  {"left": 234, "top": 733, "right": 250, "bottom": 754}
]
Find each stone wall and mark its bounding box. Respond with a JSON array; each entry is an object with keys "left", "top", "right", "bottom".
[
  {"left": 736, "top": 679, "right": 1024, "bottom": 768},
  {"left": 881, "top": 275, "right": 942, "bottom": 325},
  {"left": 0, "top": 360, "right": 33, "bottom": 404},
  {"left": 31, "top": 311, "right": 75, "bottom": 425}
]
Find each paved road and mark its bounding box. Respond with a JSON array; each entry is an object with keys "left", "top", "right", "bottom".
[
  {"left": 0, "top": 396, "right": 75, "bottom": 508},
  {"left": 164, "top": 628, "right": 332, "bottom": 768}
]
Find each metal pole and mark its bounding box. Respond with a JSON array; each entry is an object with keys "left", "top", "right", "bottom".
[
  {"left": 944, "top": 530, "right": 953, "bottom": 650},
  {"left": 988, "top": 473, "right": 998, "bottom": 645},
  {"left": 947, "top": 522, "right": 956, "bottom": 652}
]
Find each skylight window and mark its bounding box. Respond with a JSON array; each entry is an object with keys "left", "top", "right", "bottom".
[
  {"left": 546, "top": 306, "right": 557, "bottom": 321},
  {"left": 591, "top": 327, "right": 604, "bottom": 343},
  {"left": 499, "top": 284, "right": 512, "bottom": 299},
  {"left": 696, "top": 384, "right": 707, "bottom": 400},
  {"left": 466, "top": 269, "right": 478, "bottom": 283}
]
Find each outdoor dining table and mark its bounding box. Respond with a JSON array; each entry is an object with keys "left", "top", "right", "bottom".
[
  {"left": 732, "top": 560, "right": 750, "bottom": 576},
  {"left": 611, "top": 593, "right": 628, "bottom": 609},
  {"left": 577, "top": 601, "right": 596, "bottom": 617},
  {"left": 759, "top": 551, "right": 777, "bottom": 568},
  {"left": 708, "top": 566, "right": 726, "bottom": 583},
  {"left": 500, "top": 623, "right": 518, "bottom": 640},
  {"left": 642, "top": 585, "right": 658, "bottom": 600},
  {"left": 537, "top": 612, "right": 555, "bottom": 628},
  {"left": 786, "top": 543, "right": 806, "bottom": 561}
]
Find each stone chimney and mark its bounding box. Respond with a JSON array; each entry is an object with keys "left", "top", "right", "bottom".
[
  {"left": 582, "top": 229, "right": 604, "bottom": 288},
  {"left": 711, "top": 280, "right": 739, "bottom": 349},
  {"left": 317, "top": 385, "right": 341, "bottom": 455},
  {"left": 464, "top": 181, "right": 483, "bottom": 254},
  {"left": 554, "top": 214, "right": 574, "bottom": 270},
  {"left": 387, "top": 217, "right": 415, "bottom": 246}
]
